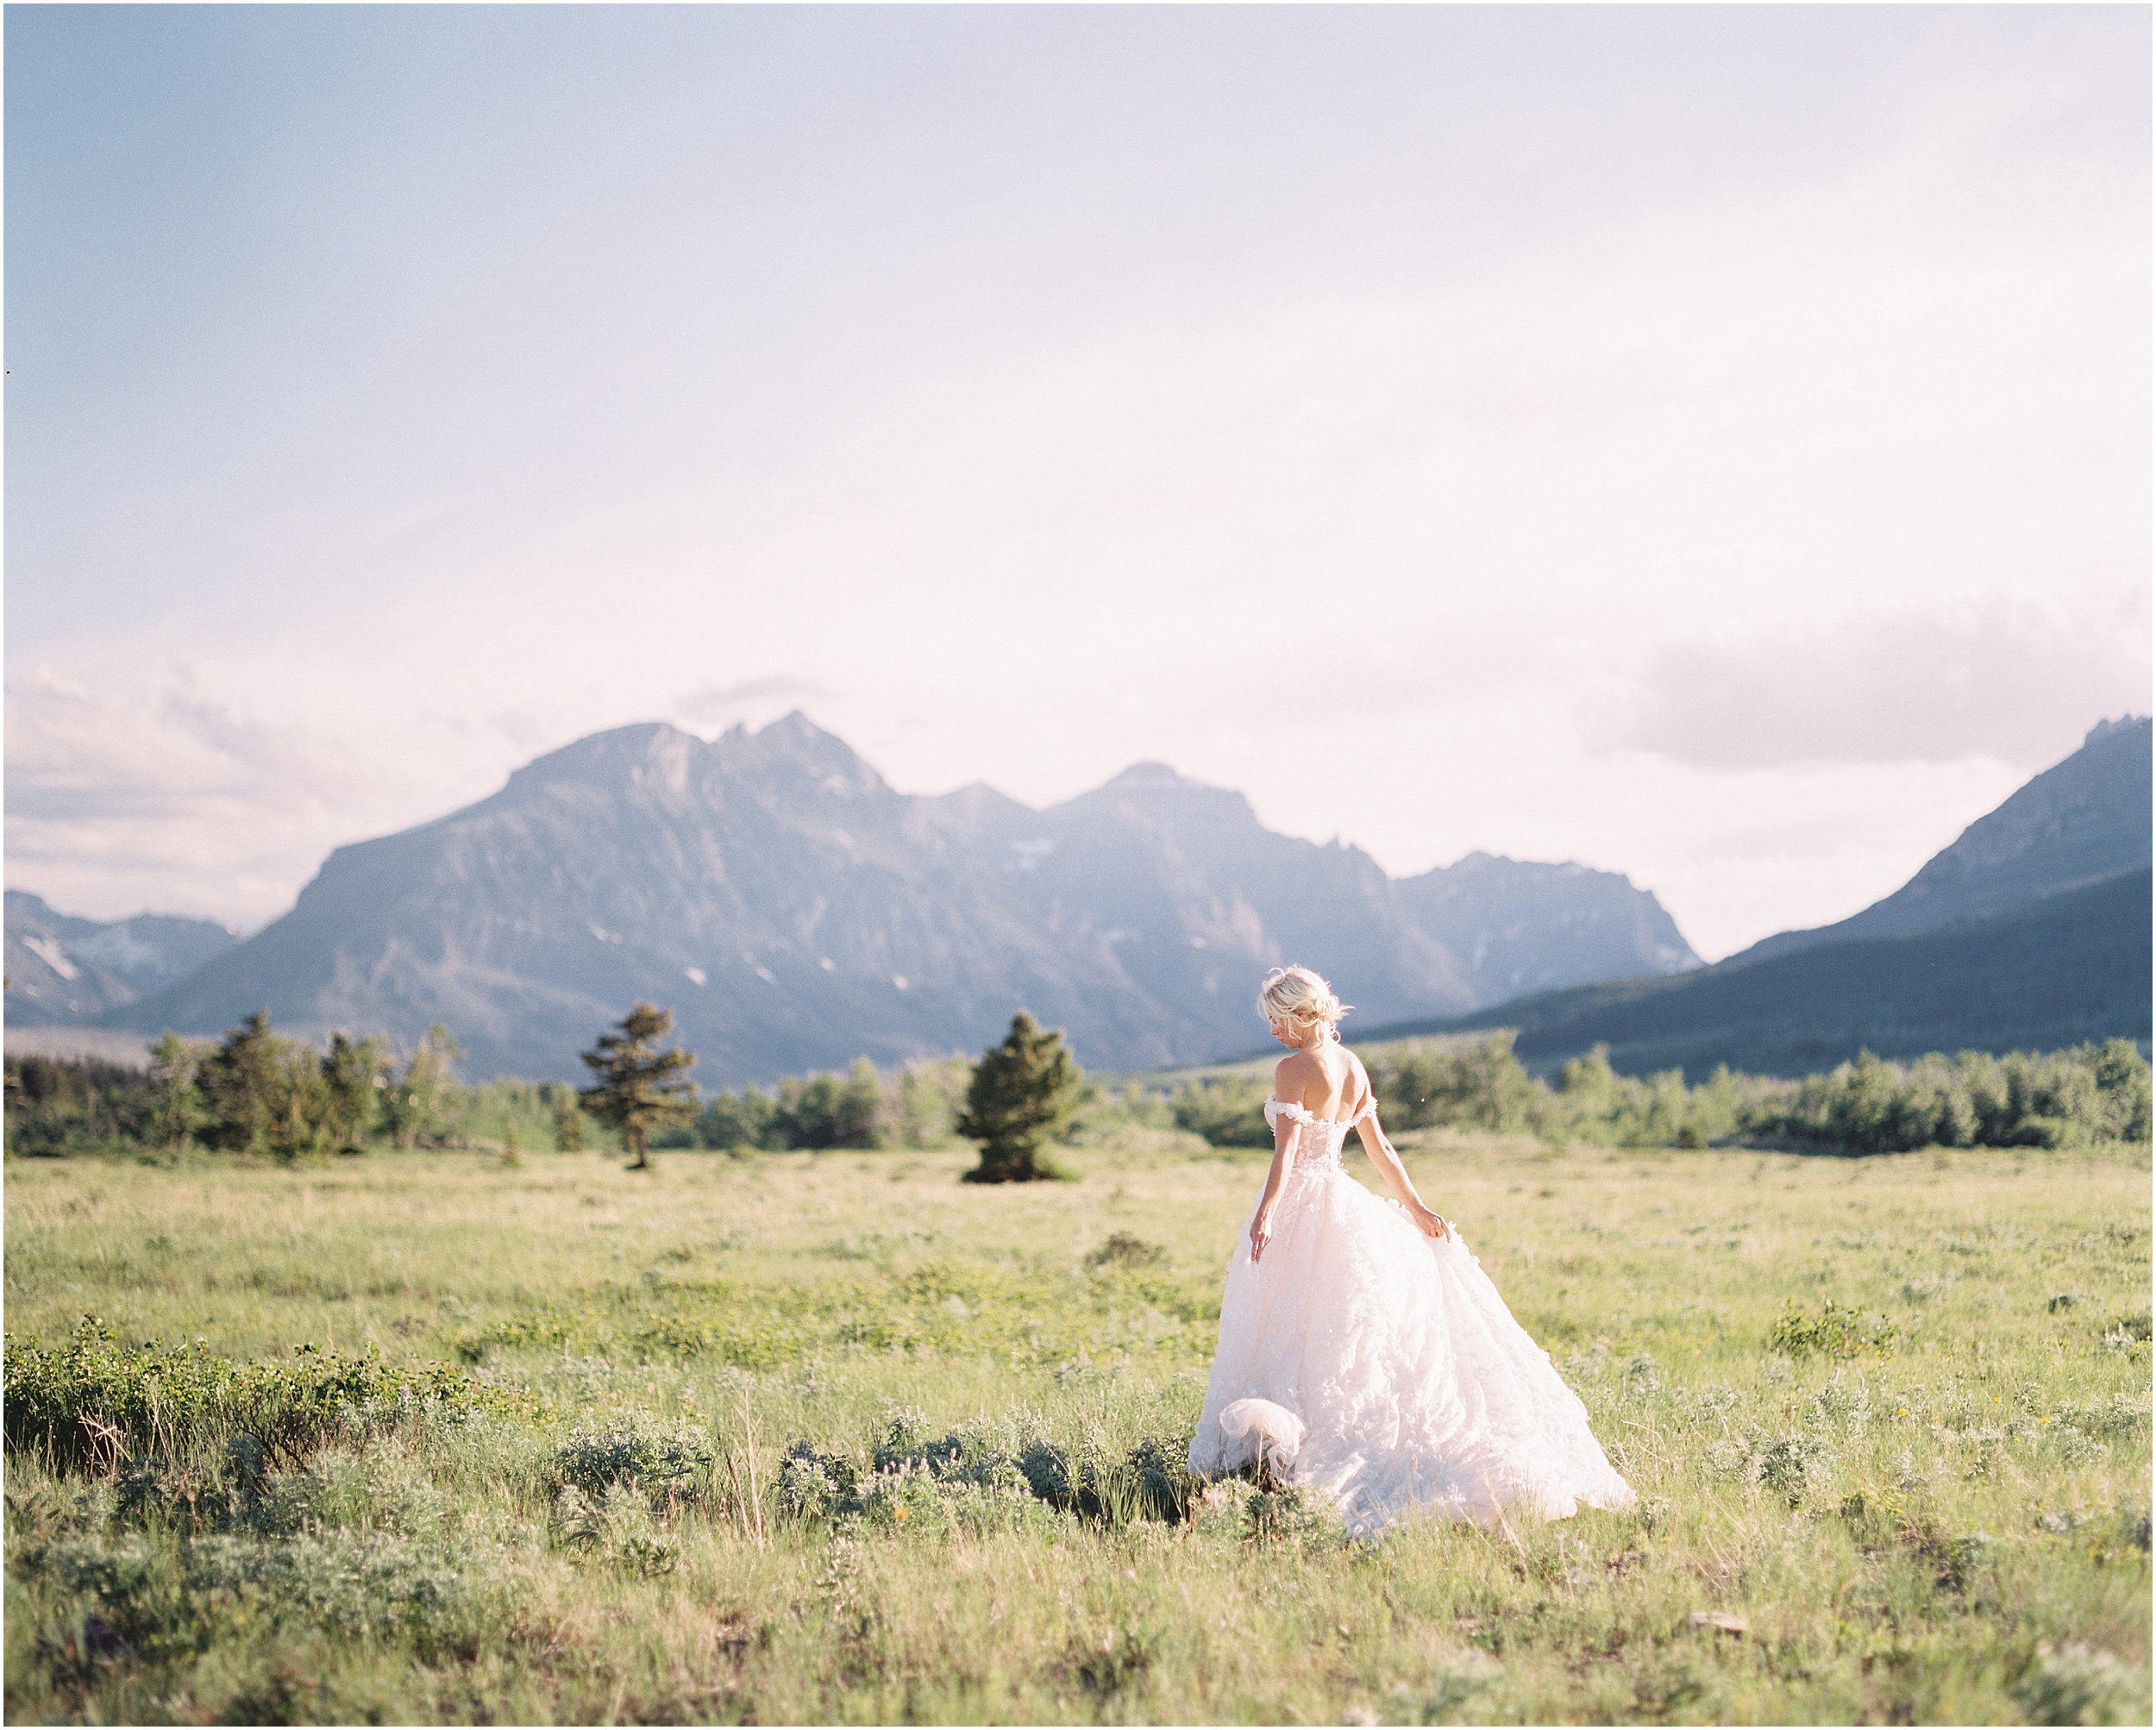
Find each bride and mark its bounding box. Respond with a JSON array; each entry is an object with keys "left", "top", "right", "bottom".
[{"left": 1188, "top": 965, "right": 1636, "bottom": 1535}]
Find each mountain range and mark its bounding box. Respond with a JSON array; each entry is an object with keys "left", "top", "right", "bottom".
[
  {"left": 3, "top": 891, "right": 238, "bottom": 1024},
  {"left": 1363, "top": 717, "right": 2152, "bottom": 1075},
  {"left": 10, "top": 715, "right": 1699, "bottom": 1081}
]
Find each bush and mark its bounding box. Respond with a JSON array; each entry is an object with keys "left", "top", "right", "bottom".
[
  {"left": 1343, "top": 1035, "right": 2151, "bottom": 1156},
  {"left": 1769, "top": 1300, "right": 1898, "bottom": 1361},
  {"left": 3, "top": 1315, "right": 524, "bottom": 1477},
  {"left": 692, "top": 1056, "right": 968, "bottom": 1152},
  {"left": 773, "top": 1413, "right": 1196, "bottom": 1532},
  {"left": 1743, "top": 1043, "right": 2151, "bottom": 1154},
  {"left": 773, "top": 1058, "right": 887, "bottom": 1150},
  {"left": 1169, "top": 1077, "right": 1274, "bottom": 1147},
  {"left": 1087, "top": 1232, "right": 1167, "bottom": 1269},
  {"left": 693, "top": 1085, "right": 783, "bottom": 1150},
  {"left": 548, "top": 1417, "right": 714, "bottom": 1509},
  {"left": 1372, "top": 1032, "right": 1536, "bottom": 1132}
]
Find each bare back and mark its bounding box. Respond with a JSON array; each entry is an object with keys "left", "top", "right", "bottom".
[{"left": 1274, "top": 1042, "right": 1372, "bottom": 1124}]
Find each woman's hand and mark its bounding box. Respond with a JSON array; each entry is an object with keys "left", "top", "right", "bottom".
[
  {"left": 1412, "top": 1204, "right": 1452, "bottom": 1241},
  {"left": 1249, "top": 1207, "right": 1276, "bottom": 1263}
]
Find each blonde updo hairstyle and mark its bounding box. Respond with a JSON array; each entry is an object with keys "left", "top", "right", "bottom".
[{"left": 1257, "top": 965, "right": 1347, "bottom": 1042}]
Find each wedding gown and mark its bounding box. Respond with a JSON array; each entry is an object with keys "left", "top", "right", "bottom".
[{"left": 1188, "top": 1093, "right": 1636, "bottom": 1536}]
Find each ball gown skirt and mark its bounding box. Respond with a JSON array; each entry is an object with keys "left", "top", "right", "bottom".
[{"left": 1188, "top": 1096, "right": 1637, "bottom": 1536}]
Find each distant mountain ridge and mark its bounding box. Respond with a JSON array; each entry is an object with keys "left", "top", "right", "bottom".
[
  {"left": 1733, "top": 716, "right": 2151, "bottom": 965},
  {"left": 3, "top": 891, "right": 238, "bottom": 1025},
  {"left": 80, "top": 713, "right": 1698, "bottom": 1081},
  {"left": 1397, "top": 850, "right": 1698, "bottom": 1000},
  {"left": 1365, "top": 718, "right": 2153, "bottom": 1075}
]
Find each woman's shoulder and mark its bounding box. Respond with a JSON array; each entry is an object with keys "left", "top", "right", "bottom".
[
  {"left": 1272, "top": 1050, "right": 1315, "bottom": 1088},
  {"left": 1340, "top": 1048, "right": 1374, "bottom": 1107}
]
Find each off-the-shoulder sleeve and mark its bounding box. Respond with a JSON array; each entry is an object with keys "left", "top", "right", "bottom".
[
  {"left": 1263, "top": 1095, "right": 1314, "bottom": 1133},
  {"left": 1351, "top": 1093, "right": 1379, "bottom": 1126}
]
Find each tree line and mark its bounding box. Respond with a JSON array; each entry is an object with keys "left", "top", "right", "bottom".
[
  {"left": 573, "top": 1002, "right": 1080, "bottom": 1181},
  {"left": 6, "top": 1015, "right": 472, "bottom": 1163},
  {"left": 1160, "top": 1031, "right": 2152, "bottom": 1155},
  {"left": 9, "top": 1005, "right": 2141, "bottom": 1169},
  {"left": 5, "top": 1002, "right": 1085, "bottom": 1185}
]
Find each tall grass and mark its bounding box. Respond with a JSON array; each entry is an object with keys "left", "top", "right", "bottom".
[{"left": 3, "top": 1131, "right": 2147, "bottom": 1722}]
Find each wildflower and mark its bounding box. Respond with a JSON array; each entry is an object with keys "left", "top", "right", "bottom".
[{"left": 893, "top": 1506, "right": 909, "bottom": 1522}]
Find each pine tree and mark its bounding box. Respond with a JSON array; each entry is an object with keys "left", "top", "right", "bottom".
[
  {"left": 579, "top": 1003, "right": 698, "bottom": 1170},
  {"left": 956, "top": 1011, "right": 1083, "bottom": 1183},
  {"left": 197, "top": 1011, "right": 285, "bottom": 1154}
]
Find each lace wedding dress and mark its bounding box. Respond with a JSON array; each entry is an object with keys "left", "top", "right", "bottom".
[{"left": 1188, "top": 1094, "right": 1636, "bottom": 1536}]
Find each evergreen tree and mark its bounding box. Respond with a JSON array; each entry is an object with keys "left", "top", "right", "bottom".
[
  {"left": 197, "top": 1011, "right": 285, "bottom": 1153},
  {"left": 956, "top": 1011, "right": 1082, "bottom": 1183},
  {"left": 321, "top": 1031, "right": 388, "bottom": 1154},
  {"left": 145, "top": 1032, "right": 205, "bottom": 1151},
  {"left": 578, "top": 1003, "right": 698, "bottom": 1170}
]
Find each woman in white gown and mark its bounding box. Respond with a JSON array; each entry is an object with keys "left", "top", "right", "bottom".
[{"left": 1188, "top": 966, "right": 1636, "bottom": 1536}]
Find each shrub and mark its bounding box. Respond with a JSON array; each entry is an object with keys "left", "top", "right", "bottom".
[
  {"left": 1371, "top": 1032, "right": 1535, "bottom": 1133},
  {"left": 1745, "top": 1044, "right": 2151, "bottom": 1154},
  {"left": 1087, "top": 1232, "right": 1167, "bottom": 1269},
  {"left": 548, "top": 1416, "right": 713, "bottom": 1508},
  {"left": 1244, "top": 1482, "right": 1344, "bottom": 1547},
  {"left": 1769, "top": 1300, "right": 1898, "bottom": 1361},
  {"left": 3, "top": 1315, "right": 523, "bottom": 1477},
  {"left": 693, "top": 1085, "right": 782, "bottom": 1150},
  {"left": 773, "top": 1059, "right": 887, "bottom": 1150},
  {"left": 1169, "top": 1077, "right": 1274, "bottom": 1147},
  {"left": 773, "top": 1416, "right": 1195, "bottom": 1531}
]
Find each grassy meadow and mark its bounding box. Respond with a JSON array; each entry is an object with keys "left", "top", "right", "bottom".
[{"left": 4, "top": 1125, "right": 2150, "bottom": 1724}]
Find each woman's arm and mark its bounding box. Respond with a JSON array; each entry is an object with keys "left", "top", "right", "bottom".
[
  {"left": 1249, "top": 1115, "right": 1299, "bottom": 1263},
  {"left": 1354, "top": 1113, "right": 1451, "bottom": 1240}
]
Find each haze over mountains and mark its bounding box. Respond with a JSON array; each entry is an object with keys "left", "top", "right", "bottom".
[
  {"left": 1374, "top": 717, "right": 2153, "bottom": 1076},
  {"left": 3, "top": 891, "right": 237, "bottom": 1024},
  {"left": 7, "top": 715, "right": 1699, "bottom": 1082}
]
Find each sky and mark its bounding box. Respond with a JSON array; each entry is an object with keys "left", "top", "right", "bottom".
[{"left": 6, "top": 4, "right": 2149, "bottom": 961}]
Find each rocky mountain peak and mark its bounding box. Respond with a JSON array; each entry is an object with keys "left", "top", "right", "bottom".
[
  {"left": 1058, "top": 761, "right": 1260, "bottom": 829},
  {"left": 505, "top": 722, "right": 702, "bottom": 793},
  {"left": 718, "top": 709, "right": 887, "bottom": 796},
  {"left": 2086, "top": 714, "right": 2149, "bottom": 748},
  {"left": 78, "top": 716, "right": 1708, "bottom": 1081}
]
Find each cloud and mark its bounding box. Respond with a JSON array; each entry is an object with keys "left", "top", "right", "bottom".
[
  {"left": 3, "top": 669, "right": 430, "bottom": 926},
  {"left": 5, "top": 18, "right": 2145, "bottom": 958},
  {"left": 1605, "top": 596, "right": 2151, "bottom": 773}
]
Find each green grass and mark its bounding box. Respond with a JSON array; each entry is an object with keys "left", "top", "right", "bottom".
[{"left": 4, "top": 1128, "right": 2149, "bottom": 1724}]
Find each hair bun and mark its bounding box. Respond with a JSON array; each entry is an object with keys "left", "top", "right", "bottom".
[{"left": 1257, "top": 965, "right": 1349, "bottom": 1031}]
